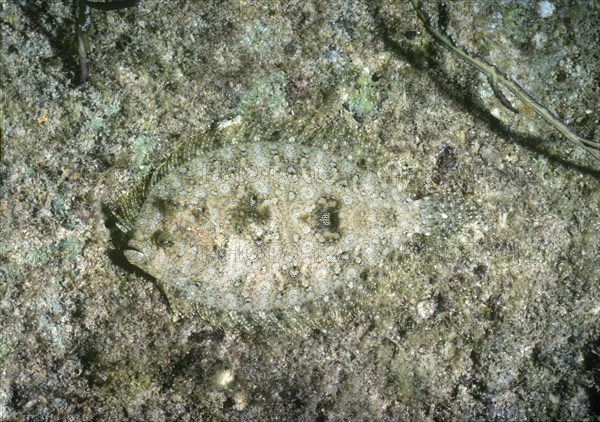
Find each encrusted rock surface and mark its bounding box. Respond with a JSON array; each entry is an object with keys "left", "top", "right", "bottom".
[{"left": 1, "top": 1, "right": 598, "bottom": 420}]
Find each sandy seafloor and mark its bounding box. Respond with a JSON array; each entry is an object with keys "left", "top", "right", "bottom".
[{"left": 1, "top": 1, "right": 599, "bottom": 420}]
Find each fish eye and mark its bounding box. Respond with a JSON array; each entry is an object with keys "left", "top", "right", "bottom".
[
  {"left": 152, "top": 230, "right": 174, "bottom": 247},
  {"left": 317, "top": 211, "right": 332, "bottom": 228},
  {"left": 316, "top": 207, "right": 339, "bottom": 231}
]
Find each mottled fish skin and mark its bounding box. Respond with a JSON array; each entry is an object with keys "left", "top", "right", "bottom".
[{"left": 117, "top": 119, "right": 469, "bottom": 331}]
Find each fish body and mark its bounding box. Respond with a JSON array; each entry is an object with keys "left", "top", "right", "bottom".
[{"left": 115, "top": 119, "right": 466, "bottom": 331}]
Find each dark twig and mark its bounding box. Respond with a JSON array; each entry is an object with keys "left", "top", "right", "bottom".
[
  {"left": 86, "top": 0, "right": 141, "bottom": 12},
  {"left": 410, "top": 0, "right": 600, "bottom": 162},
  {"left": 74, "top": 0, "right": 141, "bottom": 85},
  {"left": 75, "top": 0, "right": 89, "bottom": 84}
]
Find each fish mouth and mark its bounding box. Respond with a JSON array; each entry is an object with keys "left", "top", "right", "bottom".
[{"left": 123, "top": 239, "right": 148, "bottom": 266}]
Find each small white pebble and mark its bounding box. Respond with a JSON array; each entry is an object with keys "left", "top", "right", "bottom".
[
  {"left": 215, "top": 369, "right": 234, "bottom": 388},
  {"left": 539, "top": 1, "right": 555, "bottom": 18},
  {"left": 233, "top": 391, "right": 249, "bottom": 411},
  {"left": 533, "top": 32, "right": 548, "bottom": 49},
  {"left": 416, "top": 300, "right": 436, "bottom": 320}
]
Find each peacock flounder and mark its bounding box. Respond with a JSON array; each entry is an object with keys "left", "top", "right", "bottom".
[{"left": 112, "top": 117, "right": 471, "bottom": 332}]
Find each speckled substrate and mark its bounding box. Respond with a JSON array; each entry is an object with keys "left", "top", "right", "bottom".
[{"left": 1, "top": 1, "right": 599, "bottom": 420}]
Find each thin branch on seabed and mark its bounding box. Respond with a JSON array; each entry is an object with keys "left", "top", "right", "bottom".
[
  {"left": 410, "top": 0, "right": 600, "bottom": 162},
  {"left": 74, "top": 0, "right": 141, "bottom": 85}
]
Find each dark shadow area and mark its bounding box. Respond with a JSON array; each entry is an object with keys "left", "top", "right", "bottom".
[
  {"left": 583, "top": 338, "right": 600, "bottom": 417},
  {"left": 370, "top": 5, "right": 599, "bottom": 177},
  {"left": 16, "top": 1, "right": 80, "bottom": 86},
  {"left": 16, "top": 1, "right": 140, "bottom": 86},
  {"left": 102, "top": 202, "right": 174, "bottom": 311}
]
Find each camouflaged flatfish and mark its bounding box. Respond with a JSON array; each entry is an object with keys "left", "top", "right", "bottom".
[{"left": 113, "top": 117, "right": 469, "bottom": 332}]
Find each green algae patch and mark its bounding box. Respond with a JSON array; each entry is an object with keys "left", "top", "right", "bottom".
[{"left": 132, "top": 134, "right": 158, "bottom": 173}]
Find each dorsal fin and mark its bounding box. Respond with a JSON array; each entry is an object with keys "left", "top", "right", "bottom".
[{"left": 109, "top": 114, "right": 375, "bottom": 233}]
